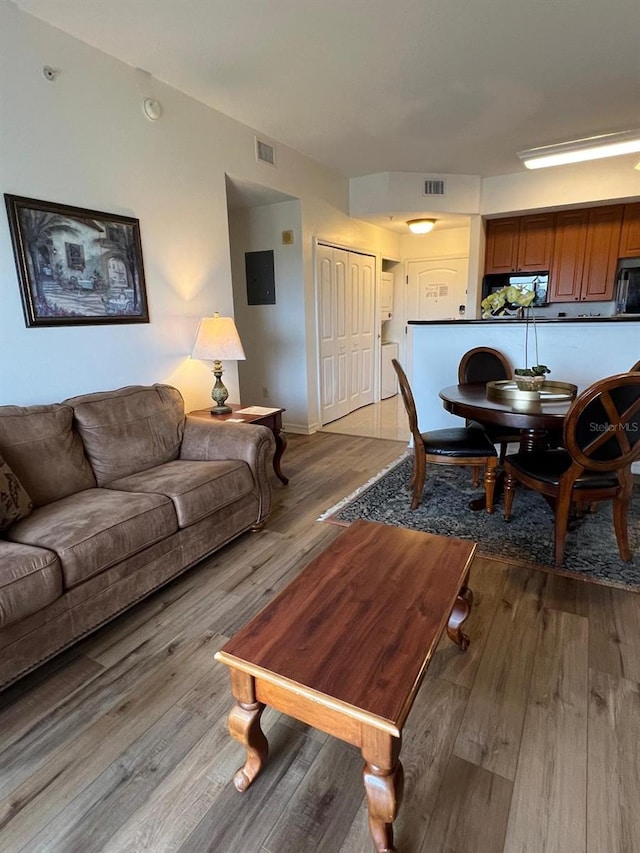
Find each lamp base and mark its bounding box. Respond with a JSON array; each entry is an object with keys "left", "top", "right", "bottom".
[{"left": 210, "top": 361, "right": 232, "bottom": 415}]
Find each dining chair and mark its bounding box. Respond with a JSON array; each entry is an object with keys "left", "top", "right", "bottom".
[
  {"left": 503, "top": 372, "right": 640, "bottom": 566},
  {"left": 457, "top": 346, "right": 522, "bottom": 463},
  {"left": 392, "top": 359, "right": 498, "bottom": 511}
]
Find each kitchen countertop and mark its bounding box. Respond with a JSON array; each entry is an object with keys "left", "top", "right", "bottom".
[{"left": 408, "top": 315, "right": 640, "bottom": 325}]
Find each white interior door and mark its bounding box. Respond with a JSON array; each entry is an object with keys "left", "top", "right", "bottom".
[
  {"left": 318, "top": 245, "right": 350, "bottom": 423},
  {"left": 318, "top": 245, "right": 376, "bottom": 424},
  {"left": 407, "top": 258, "right": 469, "bottom": 321}
]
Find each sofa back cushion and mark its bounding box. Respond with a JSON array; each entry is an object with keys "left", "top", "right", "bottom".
[
  {"left": 0, "top": 452, "right": 33, "bottom": 530},
  {"left": 65, "top": 384, "right": 186, "bottom": 485},
  {"left": 0, "top": 404, "right": 96, "bottom": 506}
]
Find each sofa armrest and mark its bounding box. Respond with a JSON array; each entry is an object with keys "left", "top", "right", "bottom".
[{"left": 180, "top": 417, "right": 275, "bottom": 521}]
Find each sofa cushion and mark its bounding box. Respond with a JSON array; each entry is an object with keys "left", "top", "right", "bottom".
[
  {"left": 0, "top": 453, "right": 33, "bottom": 531},
  {"left": 107, "top": 459, "right": 255, "bottom": 528},
  {"left": 64, "top": 384, "right": 185, "bottom": 486},
  {"left": 0, "top": 541, "right": 62, "bottom": 627},
  {"left": 7, "top": 488, "right": 178, "bottom": 589},
  {"left": 0, "top": 404, "right": 96, "bottom": 506}
]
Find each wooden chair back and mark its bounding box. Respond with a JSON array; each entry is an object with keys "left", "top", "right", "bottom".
[
  {"left": 458, "top": 347, "right": 512, "bottom": 384},
  {"left": 392, "top": 359, "right": 422, "bottom": 446},
  {"left": 563, "top": 372, "right": 640, "bottom": 473}
]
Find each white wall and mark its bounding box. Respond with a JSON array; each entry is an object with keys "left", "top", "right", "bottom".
[
  {"left": 349, "top": 161, "right": 640, "bottom": 222},
  {"left": 409, "top": 319, "right": 640, "bottom": 431},
  {"left": 399, "top": 225, "right": 471, "bottom": 262},
  {"left": 229, "top": 200, "right": 309, "bottom": 430},
  {"left": 0, "top": 1, "right": 351, "bottom": 412},
  {"left": 300, "top": 199, "right": 401, "bottom": 430},
  {"left": 350, "top": 171, "right": 482, "bottom": 218},
  {"left": 482, "top": 157, "right": 640, "bottom": 215},
  {"left": 386, "top": 226, "right": 471, "bottom": 362}
]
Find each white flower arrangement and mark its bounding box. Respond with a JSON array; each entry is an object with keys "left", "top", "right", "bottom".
[
  {"left": 481, "top": 284, "right": 535, "bottom": 318},
  {"left": 481, "top": 284, "right": 550, "bottom": 381}
]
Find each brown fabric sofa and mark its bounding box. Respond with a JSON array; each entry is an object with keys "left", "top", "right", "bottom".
[{"left": 0, "top": 384, "right": 275, "bottom": 690}]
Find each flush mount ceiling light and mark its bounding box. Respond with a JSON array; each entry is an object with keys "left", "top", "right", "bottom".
[
  {"left": 518, "top": 129, "right": 640, "bottom": 170},
  {"left": 407, "top": 218, "right": 436, "bottom": 234}
]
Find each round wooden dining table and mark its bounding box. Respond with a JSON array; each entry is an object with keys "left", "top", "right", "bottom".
[
  {"left": 439, "top": 382, "right": 575, "bottom": 452},
  {"left": 439, "top": 382, "right": 577, "bottom": 510}
]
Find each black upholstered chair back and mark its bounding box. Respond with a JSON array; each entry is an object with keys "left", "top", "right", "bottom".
[{"left": 458, "top": 347, "right": 512, "bottom": 384}]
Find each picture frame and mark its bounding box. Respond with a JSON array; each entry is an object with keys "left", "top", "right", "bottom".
[{"left": 4, "top": 194, "right": 150, "bottom": 327}]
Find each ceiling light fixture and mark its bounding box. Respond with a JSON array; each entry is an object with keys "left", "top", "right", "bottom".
[
  {"left": 407, "top": 218, "right": 436, "bottom": 234},
  {"left": 518, "top": 129, "right": 640, "bottom": 170}
]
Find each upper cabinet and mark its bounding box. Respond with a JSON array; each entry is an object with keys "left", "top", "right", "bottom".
[
  {"left": 549, "top": 206, "right": 623, "bottom": 302},
  {"left": 484, "top": 218, "right": 520, "bottom": 273},
  {"left": 484, "top": 213, "right": 555, "bottom": 274},
  {"left": 549, "top": 210, "right": 588, "bottom": 302},
  {"left": 619, "top": 202, "right": 640, "bottom": 258},
  {"left": 581, "top": 205, "right": 624, "bottom": 301},
  {"left": 487, "top": 202, "right": 638, "bottom": 303}
]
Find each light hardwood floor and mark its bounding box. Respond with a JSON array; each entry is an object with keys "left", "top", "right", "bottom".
[
  {"left": 1, "top": 431, "right": 639, "bottom": 853},
  {"left": 320, "top": 395, "right": 410, "bottom": 442}
]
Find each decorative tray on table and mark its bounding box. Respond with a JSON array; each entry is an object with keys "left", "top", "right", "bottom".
[{"left": 486, "top": 380, "right": 578, "bottom": 406}]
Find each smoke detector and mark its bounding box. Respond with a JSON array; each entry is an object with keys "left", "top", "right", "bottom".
[{"left": 142, "top": 98, "right": 162, "bottom": 121}]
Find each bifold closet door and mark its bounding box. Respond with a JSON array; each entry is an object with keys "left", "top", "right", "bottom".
[
  {"left": 318, "top": 245, "right": 350, "bottom": 423},
  {"left": 348, "top": 253, "right": 375, "bottom": 411},
  {"left": 318, "top": 245, "right": 375, "bottom": 424}
]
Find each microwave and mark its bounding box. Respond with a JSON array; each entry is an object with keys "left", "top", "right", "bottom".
[
  {"left": 482, "top": 271, "right": 549, "bottom": 308},
  {"left": 614, "top": 258, "right": 640, "bottom": 314}
]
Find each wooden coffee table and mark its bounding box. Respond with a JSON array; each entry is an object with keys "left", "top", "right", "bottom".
[{"left": 215, "top": 519, "right": 476, "bottom": 852}]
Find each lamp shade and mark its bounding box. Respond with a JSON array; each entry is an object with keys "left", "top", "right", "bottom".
[{"left": 191, "top": 314, "right": 246, "bottom": 361}]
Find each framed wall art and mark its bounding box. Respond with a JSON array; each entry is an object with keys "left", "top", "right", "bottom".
[{"left": 4, "top": 194, "right": 150, "bottom": 327}]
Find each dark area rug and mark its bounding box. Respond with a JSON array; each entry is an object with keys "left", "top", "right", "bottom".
[{"left": 320, "top": 454, "right": 640, "bottom": 592}]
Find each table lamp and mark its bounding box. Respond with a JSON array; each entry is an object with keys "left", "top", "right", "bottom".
[{"left": 191, "top": 313, "right": 246, "bottom": 414}]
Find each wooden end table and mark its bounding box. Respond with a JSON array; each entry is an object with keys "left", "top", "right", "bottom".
[
  {"left": 215, "top": 519, "right": 476, "bottom": 852},
  {"left": 189, "top": 405, "right": 288, "bottom": 484}
]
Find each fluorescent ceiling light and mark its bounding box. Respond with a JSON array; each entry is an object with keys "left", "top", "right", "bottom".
[
  {"left": 407, "top": 218, "right": 436, "bottom": 234},
  {"left": 518, "top": 129, "right": 640, "bottom": 170}
]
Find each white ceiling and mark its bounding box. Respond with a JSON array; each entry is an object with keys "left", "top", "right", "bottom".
[{"left": 13, "top": 0, "right": 640, "bottom": 183}]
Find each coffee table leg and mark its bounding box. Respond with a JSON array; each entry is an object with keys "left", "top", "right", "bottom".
[
  {"left": 447, "top": 585, "right": 473, "bottom": 650},
  {"left": 362, "top": 729, "right": 404, "bottom": 853},
  {"left": 227, "top": 671, "right": 268, "bottom": 792}
]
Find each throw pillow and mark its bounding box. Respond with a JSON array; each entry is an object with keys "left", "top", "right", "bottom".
[{"left": 0, "top": 452, "right": 33, "bottom": 531}]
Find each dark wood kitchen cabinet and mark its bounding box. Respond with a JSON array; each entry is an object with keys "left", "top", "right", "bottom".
[
  {"left": 484, "top": 218, "right": 520, "bottom": 273},
  {"left": 549, "top": 210, "right": 588, "bottom": 302},
  {"left": 484, "top": 213, "right": 555, "bottom": 274},
  {"left": 548, "top": 205, "right": 623, "bottom": 302},
  {"left": 619, "top": 203, "right": 640, "bottom": 258},
  {"left": 582, "top": 205, "right": 624, "bottom": 300}
]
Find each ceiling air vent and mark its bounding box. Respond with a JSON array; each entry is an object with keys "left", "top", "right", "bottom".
[
  {"left": 255, "top": 137, "right": 276, "bottom": 167},
  {"left": 423, "top": 179, "right": 445, "bottom": 196}
]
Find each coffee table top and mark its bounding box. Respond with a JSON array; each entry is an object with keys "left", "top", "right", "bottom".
[{"left": 216, "top": 520, "right": 475, "bottom": 735}]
